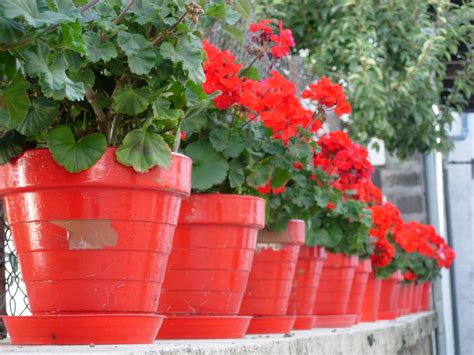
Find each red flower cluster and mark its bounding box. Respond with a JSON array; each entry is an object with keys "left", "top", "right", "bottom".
[
  {"left": 372, "top": 238, "right": 396, "bottom": 268},
  {"left": 302, "top": 77, "right": 352, "bottom": 116},
  {"left": 314, "top": 131, "right": 373, "bottom": 189},
  {"left": 403, "top": 270, "right": 417, "bottom": 282},
  {"left": 240, "top": 71, "right": 322, "bottom": 142},
  {"left": 202, "top": 40, "right": 243, "bottom": 110},
  {"left": 352, "top": 182, "right": 383, "bottom": 205},
  {"left": 257, "top": 179, "right": 286, "bottom": 195},
  {"left": 249, "top": 19, "right": 295, "bottom": 59},
  {"left": 395, "top": 221, "right": 455, "bottom": 269},
  {"left": 369, "top": 202, "right": 402, "bottom": 268}
]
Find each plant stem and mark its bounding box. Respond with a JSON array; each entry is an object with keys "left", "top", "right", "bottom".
[
  {"left": 241, "top": 114, "right": 258, "bottom": 128},
  {"left": 85, "top": 88, "right": 109, "bottom": 137},
  {"left": 152, "top": 11, "right": 188, "bottom": 46},
  {"left": 239, "top": 49, "right": 265, "bottom": 77},
  {"left": 113, "top": 0, "right": 136, "bottom": 25},
  {"left": 81, "top": 0, "right": 101, "bottom": 14}
]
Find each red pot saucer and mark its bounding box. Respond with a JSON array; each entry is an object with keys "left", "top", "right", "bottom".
[
  {"left": 2, "top": 314, "right": 163, "bottom": 345},
  {"left": 246, "top": 315, "right": 296, "bottom": 334},
  {"left": 313, "top": 314, "right": 358, "bottom": 328},
  {"left": 293, "top": 315, "right": 316, "bottom": 330},
  {"left": 156, "top": 316, "right": 251, "bottom": 339}
]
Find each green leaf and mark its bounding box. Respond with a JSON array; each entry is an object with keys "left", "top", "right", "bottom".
[
  {"left": 16, "top": 97, "right": 59, "bottom": 136},
  {"left": 0, "top": 108, "right": 10, "bottom": 129},
  {"left": 61, "top": 20, "right": 86, "bottom": 54},
  {"left": 2, "top": 0, "right": 74, "bottom": 27},
  {"left": 209, "top": 127, "right": 228, "bottom": 152},
  {"left": 24, "top": 44, "right": 85, "bottom": 101},
  {"left": 84, "top": 32, "right": 117, "bottom": 63},
  {"left": 0, "top": 130, "right": 26, "bottom": 164},
  {"left": 117, "top": 31, "right": 156, "bottom": 75},
  {"left": 47, "top": 125, "right": 107, "bottom": 173},
  {"left": 234, "top": 0, "right": 251, "bottom": 19},
  {"left": 160, "top": 34, "right": 205, "bottom": 84},
  {"left": 116, "top": 127, "right": 172, "bottom": 172},
  {"left": 229, "top": 159, "right": 244, "bottom": 188},
  {"left": 270, "top": 167, "right": 290, "bottom": 188},
  {"left": 2, "top": 74, "right": 30, "bottom": 127},
  {"left": 185, "top": 140, "right": 229, "bottom": 190},
  {"left": 223, "top": 25, "right": 244, "bottom": 43},
  {"left": 112, "top": 86, "right": 151, "bottom": 115},
  {"left": 0, "top": 14, "right": 24, "bottom": 43},
  {"left": 152, "top": 99, "right": 182, "bottom": 121},
  {"left": 39, "top": 56, "right": 85, "bottom": 101},
  {"left": 247, "top": 160, "right": 273, "bottom": 188}
]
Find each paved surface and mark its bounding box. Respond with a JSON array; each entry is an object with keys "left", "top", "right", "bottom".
[{"left": 0, "top": 312, "right": 435, "bottom": 355}]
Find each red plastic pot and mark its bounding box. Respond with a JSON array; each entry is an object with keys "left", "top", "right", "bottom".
[
  {"left": 2, "top": 314, "right": 163, "bottom": 345},
  {"left": 287, "top": 245, "right": 327, "bottom": 330},
  {"left": 240, "top": 219, "right": 305, "bottom": 334},
  {"left": 406, "top": 283, "right": 415, "bottom": 314},
  {"left": 378, "top": 271, "right": 402, "bottom": 320},
  {"left": 157, "top": 194, "right": 265, "bottom": 339},
  {"left": 347, "top": 259, "right": 372, "bottom": 324},
  {"left": 396, "top": 282, "right": 407, "bottom": 317},
  {"left": 359, "top": 271, "right": 382, "bottom": 322},
  {"left": 313, "top": 253, "right": 359, "bottom": 328},
  {"left": 421, "top": 282, "right": 432, "bottom": 311},
  {"left": 411, "top": 283, "right": 424, "bottom": 313},
  {"left": 0, "top": 149, "right": 191, "bottom": 314}
]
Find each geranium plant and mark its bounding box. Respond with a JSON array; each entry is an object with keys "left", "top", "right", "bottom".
[{"left": 0, "top": 0, "right": 245, "bottom": 173}]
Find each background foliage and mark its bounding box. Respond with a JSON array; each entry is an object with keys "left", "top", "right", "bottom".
[{"left": 257, "top": 0, "right": 473, "bottom": 158}]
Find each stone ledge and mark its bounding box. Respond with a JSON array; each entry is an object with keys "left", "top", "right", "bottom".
[{"left": 0, "top": 312, "right": 436, "bottom": 355}]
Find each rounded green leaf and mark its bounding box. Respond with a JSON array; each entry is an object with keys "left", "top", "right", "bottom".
[
  {"left": 185, "top": 140, "right": 229, "bottom": 190},
  {"left": 116, "top": 127, "right": 172, "bottom": 172},
  {"left": 0, "top": 130, "right": 26, "bottom": 164},
  {"left": 47, "top": 125, "right": 107, "bottom": 173},
  {"left": 16, "top": 97, "right": 59, "bottom": 136},
  {"left": 112, "top": 86, "right": 151, "bottom": 115},
  {"left": 117, "top": 32, "right": 156, "bottom": 75}
]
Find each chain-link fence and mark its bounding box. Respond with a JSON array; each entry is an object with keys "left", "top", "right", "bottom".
[{"left": 0, "top": 206, "right": 30, "bottom": 339}]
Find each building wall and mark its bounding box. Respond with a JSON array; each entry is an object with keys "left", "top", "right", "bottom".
[{"left": 445, "top": 113, "right": 474, "bottom": 355}]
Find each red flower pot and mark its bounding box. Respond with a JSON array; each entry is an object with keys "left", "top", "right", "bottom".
[
  {"left": 240, "top": 220, "right": 305, "bottom": 334},
  {"left": 359, "top": 271, "right": 382, "bottom": 322},
  {"left": 378, "top": 271, "right": 402, "bottom": 320},
  {"left": 411, "top": 283, "right": 424, "bottom": 313},
  {"left": 406, "top": 283, "right": 415, "bottom": 313},
  {"left": 287, "top": 246, "right": 327, "bottom": 329},
  {"left": 313, "top": 253, "right": 359, "bottom": 328},
  {"left": 157, "top": 194, "right": 265, "bottom": 339},
  {"left": 0, "top": 149, "right": 191, "bottom": 314},
  {"left": 396, "top": 282, "right": 407, "bottom": 317},
  {"left": 421, "top": 282, "right": 432, "bottom": 311},
  {"left": 347, "top": 259, "right": 372, "bottom": 324}
]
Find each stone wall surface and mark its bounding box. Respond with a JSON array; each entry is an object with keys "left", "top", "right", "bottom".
[
  {"left": 0, "top": 312, "right": 435, "bottom": 355},
  {"left": 380, "top": 153, "right": 428, "bottom": 223}
]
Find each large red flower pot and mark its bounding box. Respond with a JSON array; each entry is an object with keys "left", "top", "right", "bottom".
[
  {"left": 313, "top": 253, "right": 359, "bottom": 328},
  {"left": 411, "top": 283, "right": 424, "bottom": 313},
  {"left": 378, "top": 271, "right": 402, "bottom": 320},
  {"left": 347, "top": 259, "right": 372, "bottom": 324},
  {"left": 240, "top": 220, "right": 305, "bottom": 334},
  {"left": 287, "top": 246, "right": 327, "bottom": 330},
  {"left": 0, "top": 149, "right": 191, "bottom": 315},
  {"left": 360, "top": 271, "right": 382, "bottom": 322},
  {"left": 421, "top": 282, "right": 432, "bottom": 311},
  {"left": 157, "top": 194, "right": 265, "bottom": 339}
]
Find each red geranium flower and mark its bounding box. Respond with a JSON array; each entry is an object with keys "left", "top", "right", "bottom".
[
  {"left": 302, "top": 76, "right": 352, "bottom": 116},
  {"left": 249, "top": 19, "right": 274, "bottom": 34},
  {"left": 269, "top": 21, "right": 295, "bottom": 58},
  {"left": 371, "top": 238, "right": 396, "bottom": 268},
  {"left": 403, "top": 270, "right": 417, "bottom": 282},
  {"left": 202, "top": 40, "right": 243, "bottom": 110}
]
